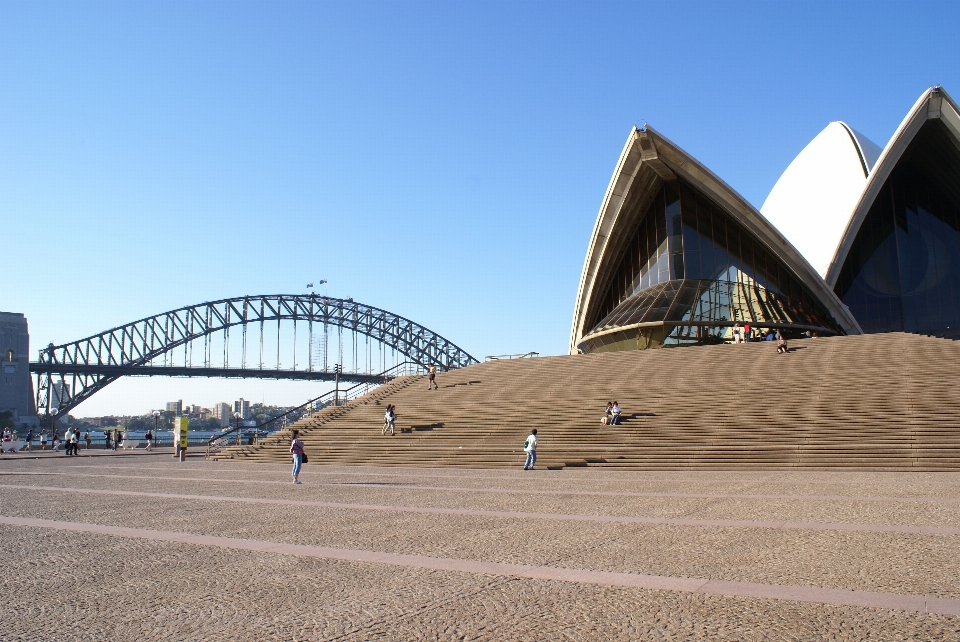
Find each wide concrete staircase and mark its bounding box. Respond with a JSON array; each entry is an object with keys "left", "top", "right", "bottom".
[{"left": 213, "top": 333, "right": 960, "bottom": 470}]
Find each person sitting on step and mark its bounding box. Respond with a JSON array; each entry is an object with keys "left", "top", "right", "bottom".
[
  {"left": 777, "top": 330, "right": 789, "bottom": 354},
  {"left": 610, "top": 401, "right": 622, "bottom": 425},
  {"left": 601, "top": 401, "right": 613, "bottom": 425}
]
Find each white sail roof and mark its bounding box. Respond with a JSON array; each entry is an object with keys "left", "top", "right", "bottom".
[{"left": 760, "top": 122, "right": 882, "bottom": 278}]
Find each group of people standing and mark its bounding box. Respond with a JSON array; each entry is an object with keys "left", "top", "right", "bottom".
[
  {"left": 732, "top": 322, "right": 756, "bottom": 343},
  {"left": 61, "top": 427, "right": 88, "bottom": 455},
  {"left": 732, "top": 323, "right": 790, "bottom": 353},
  {"left": 1, "top": 428, "right": 95, "bottom": 453},
  {"left": 103, "top": 430, "right": 122, "bottom": 450}
]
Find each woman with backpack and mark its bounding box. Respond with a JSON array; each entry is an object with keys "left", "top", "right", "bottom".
[{"left": 289, "top": 429, "right": 305, "bottom": 484}]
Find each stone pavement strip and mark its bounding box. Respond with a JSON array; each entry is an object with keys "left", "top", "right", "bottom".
[{"left": 0, "top": 455, "right": 959, "bottom": 641}]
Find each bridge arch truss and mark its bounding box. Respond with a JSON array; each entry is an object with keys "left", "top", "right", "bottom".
[{"left": 34, "top": 294, "right": 478, "bottom": 418}]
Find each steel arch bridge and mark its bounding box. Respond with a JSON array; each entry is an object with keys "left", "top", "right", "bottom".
[{"left": 31, "top": 294, "right": 478, "bottom": 418}]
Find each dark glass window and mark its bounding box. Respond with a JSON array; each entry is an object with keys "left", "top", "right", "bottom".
[
  {"left": 835, "top": 120, "right": 960, "bottom": 336},
  {"left": 587, "top": 178, "right": 842, "bottom": 339}
]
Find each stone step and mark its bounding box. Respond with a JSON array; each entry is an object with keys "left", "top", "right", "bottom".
[{"left": 214, "top": 333, "right": 960, "bottom": 470}]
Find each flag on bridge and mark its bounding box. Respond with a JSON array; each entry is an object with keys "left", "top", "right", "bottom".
[
  {"left": 318, "top": 279, "right": 328, "bottom": 285},
  {"left": 306, "top": 283, "right": 314, "bottom": 288}
]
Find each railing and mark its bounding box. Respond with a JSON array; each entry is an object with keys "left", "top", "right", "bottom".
[
  {"left": 484, "top": 351, "right": 539, "bottom": 361},
  {"left": 205, "top": 361, "right": 427, "bottom": 458}
]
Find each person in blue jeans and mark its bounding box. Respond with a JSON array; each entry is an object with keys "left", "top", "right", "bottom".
[
  {"left": 523, "top": 429, "right": 538, "bottom": 470},
  {"left": 289, "top": 429, "right": 305, "bottom": 484}
]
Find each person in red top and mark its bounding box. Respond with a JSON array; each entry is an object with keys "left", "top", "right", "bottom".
[
  {"left": 289, "top": 429, "right": 305, "bottom": 484},
  {"left": 743, "top": 322, "right": 752, "bottom": 342}
]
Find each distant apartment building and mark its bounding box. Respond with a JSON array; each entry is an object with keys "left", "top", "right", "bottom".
[
  {"left": 234, "top": 398, "right": 251, "bottom": 420},
  {"left": 213, "top": 402, "right": 232, "bottom": 427},
  {"left": 166, "top": 400, "right": 183, "bottom": 414},
  {"left": 98, "top": 416, "right": 118, "bottom": 427},
  {"left": 0, "top": 312, "right": 39, "bottom": 426}
]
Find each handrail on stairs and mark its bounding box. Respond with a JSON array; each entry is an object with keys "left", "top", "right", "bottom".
[
  {"left": 205, "top": 361, "right": 428, "bottom": 458},
  {"left": 484, "top": 351, "right": 539, "bottom": 361}
]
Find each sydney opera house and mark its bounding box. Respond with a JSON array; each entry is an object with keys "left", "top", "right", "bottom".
[{"left": 570, "top": 86, "right": 960, "bottom": 353}]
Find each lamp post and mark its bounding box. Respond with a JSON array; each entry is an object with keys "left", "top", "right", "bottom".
[
  {"left": 152, "top": 410, "right": 160, "bottom": 449},
  {"left": 234, "top": 411, "right": 241, "bottom": 446},
  {"left": 334, "top": 363, "right": 342, "bottom": 406},
  {"left": 47, "top": 408, "right": 58, "bottom": 450}
]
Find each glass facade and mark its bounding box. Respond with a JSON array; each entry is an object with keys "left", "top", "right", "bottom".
[
  {"left": 581, "top": 180, "right": 842, "bottom": 351},
  {"left": 834, "top": 120, "right": 960, "bottom": 336}
]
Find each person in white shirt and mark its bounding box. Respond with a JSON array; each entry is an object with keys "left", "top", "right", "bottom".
[
  {"left": 523, "top": 429, "right": 538, "bottom": 470},
  {"left": 66, "top": 428, "right": 78, "bottom": 456},
  {"left": 382, "top": 405, "right": 396, "bottom": 436}
]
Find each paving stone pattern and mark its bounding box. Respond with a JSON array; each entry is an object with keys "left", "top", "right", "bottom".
[{"left": 1, "top": 455, "right": 959, "bottom": 640}]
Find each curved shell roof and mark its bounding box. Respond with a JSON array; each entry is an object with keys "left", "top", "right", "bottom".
[
  {"left": 569, "top": 126, "right": 863, "bottom": 354},
  {"left": 571, "top": 86, "right": 960, "bottom": 353},
  {"left": 825, "top": 86, "right": 960, "bottom": 287},
  {"left": 760, "top": 122, "right": 882, "bottom": 277}
]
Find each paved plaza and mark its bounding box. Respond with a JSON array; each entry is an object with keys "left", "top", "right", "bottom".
[{"left": 1, "top": 452, "right": 959, "bottom": 640}]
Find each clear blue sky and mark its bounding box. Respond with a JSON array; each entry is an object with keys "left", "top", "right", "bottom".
[{"left": 3, "top": 1, "right": 958, "bottom": 415}]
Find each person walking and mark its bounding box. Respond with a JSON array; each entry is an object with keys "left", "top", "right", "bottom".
[
  {"left": 24, "top": 429, "right": 33, "bottom": 451},
  {"left": 733, "top": 322, "right": 742, "bottom": 344},
  {"left": 388, "top": 405, "right": 397, "bottom": 435},
  {"left": 289, "top": 429, "right": 305, "bottom": 484},
  {"left": 84, "top": 431, "right": 91, "bottom": 450},
  {"left": 104, "top": 430, "right": 111, "bottom": 450},
  {"left": 381, "top": 405, "right": 395, "bottom": 436},
  {"left": 67, "top": 428, "right": 78, "bottom": 456},
  {"left": 743, "top": 322, "right": 752, "bottom": 343},
  {"left": 112, "top": 429, "right": 119, "bottom": 451},
  {"left": 144, "top": 429, "right": 153, "bottom": 450},
  {"left": 427, "top": 365, "right": 439, "bottom": 390},
  {"left": 40, "top": 430, "right": 47, "bottom": 450},
  {"left": 523, "top": 429, "right": 538, "bottom": 470}
]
